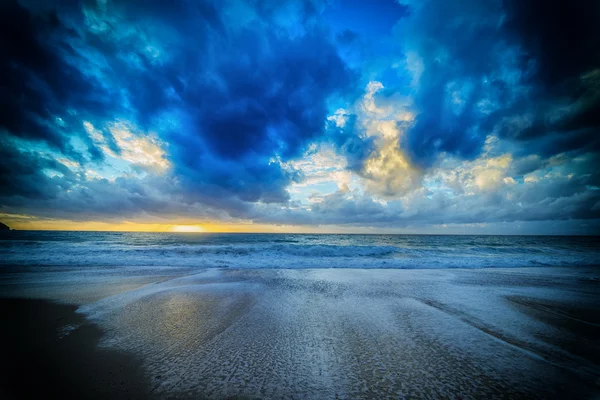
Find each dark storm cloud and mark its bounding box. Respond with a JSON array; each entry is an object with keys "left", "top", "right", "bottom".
[
  {"left": 400, "top": 0, "right": 600, "bottom": 167},
  {"left": 1, "top": 0, "right": 357, "bottom": 207},
  {"left": 493, "top": 0, "right": 600, "bottom": 155},
  {"left": 164, "top": 26, "right": 355, "bottom": 202},
  {"left": 0, "top": 139, "right": 75, "bottom": 201},
  {"left": 502, "top": 0, "right": 600, "bottom": 89},
  {"left": 336, "top": 29, "right": 358, "bottom": 45},
  {"left": 0, "top": 0, "right": 112, "bottom": 160},
  {"left": 325, "top": 113, "right": 375, "bottom": 172},
  {"left": 396, "top": 0, "right": 506, "bottom": 167}
]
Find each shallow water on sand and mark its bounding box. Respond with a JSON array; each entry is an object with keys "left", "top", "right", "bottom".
[{"left": 2, "top": 264, "right": 599, "bottom": 399}]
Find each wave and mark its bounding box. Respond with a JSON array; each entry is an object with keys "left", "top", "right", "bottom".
[
  {"left": 2, "top": 245, "right": 599, "bottom": 268},
  {"left": 2, "top": 237, "right": 599, "bottom": 269}
]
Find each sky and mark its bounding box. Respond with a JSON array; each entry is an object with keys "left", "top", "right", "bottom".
[{"left": 1, "top": 0, "right": 599, "bottom": 234}]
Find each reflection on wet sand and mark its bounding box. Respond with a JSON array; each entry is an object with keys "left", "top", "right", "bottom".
[{"left": 36, "top": 267, "right": 596, "bottom": 399}]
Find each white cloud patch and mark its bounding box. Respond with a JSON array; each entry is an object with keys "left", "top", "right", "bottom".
[
  {"left": 354, "top": 81, "right": 422, "bottom": 197},
  {"left": 84, "top": 120, "right": 170, "bottom": 172},
  {"left": 284, "top": 144, "right": 362, "bottom": 208},
  {"left": 108, "top": 123, "right": 170, "bottom": 170}
]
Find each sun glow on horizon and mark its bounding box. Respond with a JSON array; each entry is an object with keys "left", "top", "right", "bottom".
[{"left": 171, "top": 225, "right": 206, "bottom": 233}]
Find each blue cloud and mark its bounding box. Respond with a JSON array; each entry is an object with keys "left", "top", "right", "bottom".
[
  {"left": 325, "top": 114, "right": 374, "bottom": 172},
  {"left": 383, "top": 0, "right": 600, "bottom": 167},
  {"left": 0, "top": 0, "right": 113, "bottom": 161},
  {"left": 1, "top": 0, "right": 358, "bottom": 205}
]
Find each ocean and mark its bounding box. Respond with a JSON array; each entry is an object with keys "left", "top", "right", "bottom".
[{"left": 1, "top": 231, "right": 599, "bottom": 269}]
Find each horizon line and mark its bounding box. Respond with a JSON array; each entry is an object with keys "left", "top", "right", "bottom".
[{"left": 3, "top": 228, "right": 598, "bottom": 237}]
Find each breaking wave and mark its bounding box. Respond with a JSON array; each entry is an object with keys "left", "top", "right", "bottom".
[{"left": 1, "top": 231, "right": 599, "bottom": 269}]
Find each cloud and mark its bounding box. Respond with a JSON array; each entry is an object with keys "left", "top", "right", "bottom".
[
  {"left": 85, "top": 121, "right": 170, "bottom": 172},
  {"left": 0, "top": 0, "right": 112, "bottom": 160},
  {"left": 393, "top": 0, "right": 600, "bottom": 166},
  {"left": 162, "top": 23, "right": 355, "bottom": 203},
  {"left": 0, "top": 139, "right": 76, "bottom": 201},
  {"left": 250, "top": 138, "right": 600, "bottom": 228},
  {"left": 1, "top": 0, "right": 357, "bottom": 209},
  {"left": 1, "top": 0, "right": 598, "bottom": 233},
  {"left": 356, "top": 82, "right": 422, "bottom": 196}
]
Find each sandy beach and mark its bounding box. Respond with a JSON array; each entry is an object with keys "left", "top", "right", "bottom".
[{"left": 2, "top": 266, "right": 599, "bottom": 399}]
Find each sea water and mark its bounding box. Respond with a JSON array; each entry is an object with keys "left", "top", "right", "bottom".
[{"left": 1, "top": 231, "right": 599, "bottom": 269}]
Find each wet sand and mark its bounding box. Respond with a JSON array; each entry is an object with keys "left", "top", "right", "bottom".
[
  {"left": 0, "top": 299, "right": 150, "bottom": 399},
  {"left": 1, "top": 267, "right": 599, "bottom": 399}
]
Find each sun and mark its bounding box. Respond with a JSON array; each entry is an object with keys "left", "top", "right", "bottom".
[{"left": 171, "top": 225, "right": 205, "bottom": 233}]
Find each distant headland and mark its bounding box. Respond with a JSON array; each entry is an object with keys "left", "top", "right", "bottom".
[{"left": 0, "top": 222, "right": 11, "bottom": 231}]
